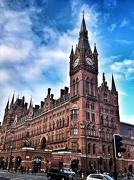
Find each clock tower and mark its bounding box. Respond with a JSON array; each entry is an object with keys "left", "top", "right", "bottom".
[
  {"left": 69, "top": 14, "right": 98, "bottom": 99},
  {"left": 69, "top": 14, "right": 99, "bottom": 154}
]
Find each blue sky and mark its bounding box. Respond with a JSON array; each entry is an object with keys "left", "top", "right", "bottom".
[{"left": 0, "top": 0, "right": 134, "bottom": 124}]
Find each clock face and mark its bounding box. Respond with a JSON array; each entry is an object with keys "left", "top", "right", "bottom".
[
  {"left": 86, "top": 57, "right": 93, "bottom": 65},
  {"left": 73, "top": 58, "right": 79, "bottom": 67}
]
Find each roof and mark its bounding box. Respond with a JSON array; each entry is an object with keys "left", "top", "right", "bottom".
[{"left": 120, "top": 122, "right": 134, "bottom": 136}]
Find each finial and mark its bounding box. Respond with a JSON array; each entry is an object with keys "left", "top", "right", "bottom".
[{"left": 82, "top": 10, "right": 85, "bottom": 18}]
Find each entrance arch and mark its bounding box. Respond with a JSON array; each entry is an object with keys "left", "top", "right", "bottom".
[
  {"left": 128, "top": 164, "right": 133, "bottom": 172},
  {"left": 71, "top": 159, "right": 79, "bottom": 173},
  {"left": 32, "top": 156, "right": 42, "bottom": 172}
]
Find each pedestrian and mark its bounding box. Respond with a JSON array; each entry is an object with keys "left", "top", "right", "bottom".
[
  {"left": 27, "top": 167, "right": 29, "bottom": 174},
  {"left": 127, "top": 171, "right": 130, "bottom": 180}
]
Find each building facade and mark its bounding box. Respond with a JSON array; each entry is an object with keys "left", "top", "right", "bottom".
[{"left": 0, "top": 15, "right": 134, "bottom": 173}]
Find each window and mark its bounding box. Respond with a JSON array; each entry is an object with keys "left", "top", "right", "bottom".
[
  {"left": 73, "top": 80, "right": 76, "bottom": 96},
  {"left": 70, "top": 127, "right": 78, "bottom": 135},
  {"left": 102, "top": 145, "right": 105, "bottom": 154},
  {"left": 100, "top": 129, "right": 105, "bottom": 139},
  {"left": 76, "top": 78, "right": 79, "bottom": 94},
  {"left": 86, "top": 101, "right": 90, "bottom": 108},
  {"left": 100, "top": 115, "right": 103, "bottom": 125},
  {"left": 108, "top": 146, "right": 111, "bottom": 154},
  {"left": 86, "top": 77, "right": 89, "bottom": 94},
  {"left": 90, "top": 79, "right": 94, "bottom": 96},
  {"left": 106, "top": 116, "right": 108, "bottom": 126},
  {"left": 104, "top": 90, "right": 107, "bottom": 102},
  {"left": 91, "top": 113, "right": 95, "bottom": 122},
  {"left": 91, "top": 103, "right": 94, "bottom": 110},
  {"left": 88, "top": 143, "right": 91, "bottom": 153},
  {"left": 86, "top": 111, "right": 90, "bottom": 121},
  {"left": 93, "top": 144, "right": 96, "bottom": 154},
  {"left": 71, "top": 110, "right": 77, "bottom": 120}
]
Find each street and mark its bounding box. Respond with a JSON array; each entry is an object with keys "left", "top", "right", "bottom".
[{"left": 0, "top": 170, "right": 134, "bottom": 180}]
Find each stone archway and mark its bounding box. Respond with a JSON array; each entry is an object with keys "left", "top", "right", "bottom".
[
  {"left": 32, "top": 156, "right": 42, "bottom": 173},
  {"left": 71, "top": 159, "right": 79, "bottom": 173},
  {"left": 128, "top": 164, "right": 133, "bottom": 172}
]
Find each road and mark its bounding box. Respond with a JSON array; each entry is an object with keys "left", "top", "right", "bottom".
[{"left": 0, "top": 170, "right": 134, "bottom": 180}]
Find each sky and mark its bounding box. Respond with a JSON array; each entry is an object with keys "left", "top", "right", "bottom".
[{"left": 0, "top": 0, "right": 134, "bottom": 125}]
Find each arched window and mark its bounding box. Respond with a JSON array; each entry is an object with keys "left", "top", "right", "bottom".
[
  {"left": 86, "top": 101, "right": 90, "bottom": 108},
  {"left": 90, "top": 79, "right": 94, "bottom": 96},
  {"left": 127, "top": 148, "right": 130, "bottom": 158},
  {"left": 106, "top": 116, "right": 108, "bottom": 126},
  {"left": 93, "top": 144, "right": 96, "bottom": 154},
  {"left": 100, "top": 115, "right": 103, "bottom": 125},
  {"left": 108, "top": 145, "right": 111, "bottom": 154},
  {"left": 88, "top": 143, "right": 91, "bottom": 153},
  {"left": 100, "top": 129, "right": 105, "bottom": 139},
  {"left": 106, "top": 129, "right": 110, "bottom": 140},
  {"left": 73, "top": 80, "right": 76, "bottom": 96},
  {"left": 92, "top": 126, "right": 96, "bottom": 136},
  {"left": 86, "top": 77, "right": 89, "bottom": 94},
  {"left": 102, "top": 145, "right": 105, "bottom": 154},
  {"left": 86, "top": 111, "right": 90, "bottom": 121},
  {"left": 76, "top": 78, "right": 79, "bottom": 94},
  {"left": 71, "top": 110, "right": 77, "bottom": 120},
  {"left": 111, "top": 118, "right": 114, "bottom": 127},
  {"left": 91, "top": 103, "right": 94, "bottom": 110}
]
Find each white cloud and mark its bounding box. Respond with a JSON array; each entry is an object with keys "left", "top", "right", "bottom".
[
  {"left": 119, "top": 19, "right": 129, "bottom": 28},
  {"left": 110, "top": 59, "right": 134, "bottom": 80},
  {"left": 115, "top": 39, "right": 133, "bottom": 44},
  {"left": 108, "top": 24, "right": 116, "bottom": 32}
]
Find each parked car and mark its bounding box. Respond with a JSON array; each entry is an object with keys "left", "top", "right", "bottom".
[
  {"left": 60, "top": 168, "right": 76, "bottom": 176},
  {"left": 86, "top": 174, "right": 114, "bottom": 180},
  {"left": 47, "top": 167, "right": 73, "bottom": 180}
]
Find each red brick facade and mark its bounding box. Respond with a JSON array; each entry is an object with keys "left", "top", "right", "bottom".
[{"left": 0, "top": 15, "right": 134, "bottom": 173}]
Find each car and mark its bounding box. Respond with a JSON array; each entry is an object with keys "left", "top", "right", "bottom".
[
  {"left": 60, "top": 168, "right": 76, "bottom": 176},
  {"left": 47, "top": 167, "right": 73, "bottom": 180},
  {"left": 86, "top": 174, "right": 114, "bottom": 180}
]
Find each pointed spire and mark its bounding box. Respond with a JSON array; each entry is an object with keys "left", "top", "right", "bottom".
[
  {"left": 78, "top": 11, "right": 90, "bottom": 53},
  {"left": 5, "top": 98, "right": 9, "bottom": 111},
  {"left": 93, "top": 43, "right": 98, "bottom": 55},
  {"left": 103, "top": 72, "right": 105, "bottom": 82},
  {"left": 70, "top": 45, "right": 74, "bottom": 58},
  {"left": 11, "top": 93, "right": 14, "bottom": 105},
  {"left": 80, "top": 10, "right": 87, "bottom": 33},
  {"left": 29, "top": 97, "right": 33, "bottom": 108},
  {"left": 111, "top": 74, "right": 117, "bottom": 94}
]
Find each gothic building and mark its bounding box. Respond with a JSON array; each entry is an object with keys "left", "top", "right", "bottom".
[{"left": 0, "top": 15, "right": 134, "bottom": 173}]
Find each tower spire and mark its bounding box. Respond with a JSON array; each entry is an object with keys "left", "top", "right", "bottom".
[
  {"left": 80, "top": 10, "right": 87, "bottom": 33},
  {"left": 10, "top": 93, "right": 14, "bottom": 105},
  {"left": 78, "top": 11, "right": 90, "bottom": 53},
  {"left": 111, "top": 74, "right": 117, "bottom": 94},
  {"left": 5, "top": 98, "right": 9, "bottom": 111}
]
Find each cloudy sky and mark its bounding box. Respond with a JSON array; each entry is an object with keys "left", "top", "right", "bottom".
[{"left": 0, "top": 0, "right": 134, "bottom": 124}]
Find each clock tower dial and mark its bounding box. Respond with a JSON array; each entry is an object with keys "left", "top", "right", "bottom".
[
  {"left": 73, "top": 57, "right": 79, "bottom": 67},
  {"left": 86, "top": 57, "right": 93, "bottom": 65}
]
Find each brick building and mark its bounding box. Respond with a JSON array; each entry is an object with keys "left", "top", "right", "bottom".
[{"left": 0, "top": 15, "right": 134, "bottom": 173}]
